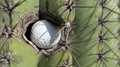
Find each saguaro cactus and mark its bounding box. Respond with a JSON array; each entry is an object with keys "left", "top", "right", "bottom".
[{"left": 0, "top": 0, "right": 120, "bottom": 67}]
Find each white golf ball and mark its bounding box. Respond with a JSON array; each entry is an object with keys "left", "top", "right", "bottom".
[{"left": 30, "top": 20, "right": 61, "bottom": 48}]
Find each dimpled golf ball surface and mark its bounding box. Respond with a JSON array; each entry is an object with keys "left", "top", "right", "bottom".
[{"left": 30, "top": 20, "right": 61, "bottom": 48}]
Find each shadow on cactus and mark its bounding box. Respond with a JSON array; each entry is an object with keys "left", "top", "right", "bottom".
[{"left": 0, "top": 0, "right": 120, "bottom": 67}]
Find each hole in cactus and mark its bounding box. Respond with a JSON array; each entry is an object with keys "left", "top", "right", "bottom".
[
  {"left": 21, "top": 0, "right": 76, "bottom": 57},
  {"left": 22, "top": 12, "right": 66, "bottom": 57},
  {"left": 25, "top": 22, "right": 34, "bottom": 42}
]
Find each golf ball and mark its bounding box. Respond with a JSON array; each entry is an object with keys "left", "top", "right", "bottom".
[{"left": 30, "top": 20, "right": 61, "bottom": 48}]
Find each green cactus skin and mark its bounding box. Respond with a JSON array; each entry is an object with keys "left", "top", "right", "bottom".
[{"left": 73, "top": 0, "right": 120, "bottom": 67}]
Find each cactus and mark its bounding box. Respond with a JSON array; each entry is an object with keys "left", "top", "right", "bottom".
[
  {"left": 74, "top": 0, "right": 120, "bottom": 67},
  {"left": 0, "top": 0, "right": 120, "bottom": 67}
]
